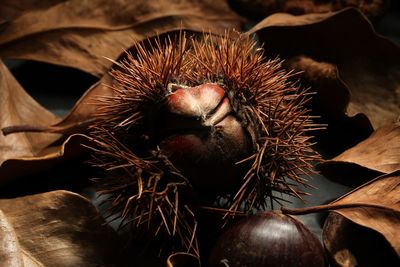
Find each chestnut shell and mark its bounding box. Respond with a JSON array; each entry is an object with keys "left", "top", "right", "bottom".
[
  {"left": 208, "top": 212, "right": 327, "bottom": 267},
  {"left": 153, "top": 83, "right": 253, "bottom": 190}
]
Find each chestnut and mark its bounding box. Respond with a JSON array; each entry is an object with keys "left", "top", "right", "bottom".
[
  {"left": 152, "top": 83, "right": 253, "bottom": 190},
  {"left": 208, "top": 212, "right": 327, "bottom": 267}
]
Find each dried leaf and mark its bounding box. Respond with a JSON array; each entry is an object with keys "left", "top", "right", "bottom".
[
  {"left": 0, "top": 57, "right": 92, "bottom": 183},
  {"left": 229, "top": 0, "right": 389, "bottom": 22},
  {"left": 328, "top": 171, "right": 400, "bottom": 255},
  {"left": 282, "top": 171, "right": 400, "bottom": 264},
  {"left": 283, "top": 55, "right": 373, "bottom": 156},
  {"left": 0, "top": 133, "right": 92, "bottom": 184},
  {"left": 0, "top": 0, "right": 242, "bottom": 77},
  {"left": 249, "top": 8, "right": 400, "bottom": 150},
  {"left": 0, "top": 1, "right": 66, "bottom": 21},
  {"left": 0, "top": 210, "right": 25, "bottom": 267},
  {"left": 282, "top": 171, "right": 400, "bottom": 251},
  {"left": 323, "top": 213, "right": 400, "bottom": 267},
  {"left": 0, "top": 60, "right": 60, "bottom": 171},
  {"left": 319, "top": 123, "right": 400, "bottom": 184},
  {"left": 283, "top": 56, "right": 348, "bottom": 120},
  {"left": 47, "top": 74, "right": 113, "bottom": 134},
  {"left": 0, "top": 210, "right": 44, "bottom": 267},
  {"left": 0, "top": 190, "right": 127, "bottom": 267}
]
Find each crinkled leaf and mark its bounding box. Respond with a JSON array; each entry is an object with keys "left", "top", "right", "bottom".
[
  {"left": 318, "top": 123, "right": 400, "bottom": 185},
  {"left": 47, "top": 74, "right": 113, "bottom": 134},
  {"left": 0, "top": 60, "right": 60, "bottom": 172},
  {"left": 0, "top": 1, "right": 66, "bottom": 21},
  {"left": 250, "top": 8, "right": 400, "bottom": 128},
  {"left": 283, "top": 56, "right": 349, "bottom": 120},
  {"left": 229, "top": 0, "right": 388, "bottom": 22},
  {"left": 0, "top": 133, "right": 92, "bottom": 184},
  {"left": 283, "top": 55, "right": 374, "bottom": 156},
  {"left": 249, "top": 8, "right": 400, "bottom": 153},
  {"left": 0, "top": 58, "right": 92, "bottom": 183},
  {"left": 0, "top": 210, "right": 26, "bottom": 267},
  {"left": 326, "top": 171, "right": 400, "bottom": 255},
  {"left": 323, "top": 212, "right": 400, "bottom": 267},
  {"left": 0, "top": 190, "right": 127, "bottom": 267},
  {"left": 0, "top": 210, "right": 44, "bottom": 267},
  {"left": 330, "top": 124, "right": 400, "bottom": 173},
  {"left": 283, "top": 171, "right": 400, "bottom": 258},
  {"left": 0, "top": 0, "right": 242, "bottom": 77}
]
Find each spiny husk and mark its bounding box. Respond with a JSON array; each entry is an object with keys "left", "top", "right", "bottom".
[{"left": 89, "top": 31, "right": 320, "bottom": 255}]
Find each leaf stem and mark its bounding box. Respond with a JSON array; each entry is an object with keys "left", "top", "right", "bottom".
[
  {"left": 2, "top": 125, "right": 49, "bottom": 135},
  {"left": 281, "top": 202, "right": 389, "bottom": 215},
  {"left": 1, "top": 118, "right": 97, "bottom": 136}
]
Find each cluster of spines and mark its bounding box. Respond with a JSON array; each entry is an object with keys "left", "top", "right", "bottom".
[
  {"left": 89, "top": 129, "right": 200, "bottom": 255},
  {"left": 90, "top": 30, "right": 320, "bottom": 255},
  {"left": 186, "top": 32, "right": 321, "bottom": 213}
]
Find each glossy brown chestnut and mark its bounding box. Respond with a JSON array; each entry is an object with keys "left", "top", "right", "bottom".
[
  {"left": 209, "top": 212, "right": 327, "bottom": 267},
  {"left": 153, "top": 83, "right": 253, "bottom": 190}
]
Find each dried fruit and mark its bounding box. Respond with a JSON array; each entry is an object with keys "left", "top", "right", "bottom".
[
  {"left": 87, "top": 31, "right": 320, "bottom": 255},
  {"left": 208, "top": 212, "right": 326, "bottom": 267}
]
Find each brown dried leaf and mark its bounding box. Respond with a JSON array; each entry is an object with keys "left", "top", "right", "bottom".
[
  {"left": 0, "top": 58, "right": 94, "bottom": 183},
  {"left": 327, "top": 171, "right": 400, "bottom": 255},
  {"left": 229, "top": 0, "right": 389, "bottom": 22},
  {"left": 283, "top": 171, "right": 400, "bottom": 259},
  {"left": 48, "top": 74, "right": 113, "bottom": 134},
  {"left": 0, "top": 60, "right": 60, "bottom": 168},
  {"left": 0, "top": 1, "right": 66, "bottom": 21},
  {"left": 249, "top": 8, "right": 400, "bottom": 150},
  {"left": 9, "top": 74, "right": 114, "bottom": 137},
  {"left": 283, "top": 55, "right": 373, "bottom": 156},
  {"left": 0, "top": 190, "right": 127, "bottom": 267},
  {"left": 0, "top": 133, "right": 92, "bottom": 184},
  {"left": 0, "top": 210, "right": 26, "bottom": 267},
  {"left": 0, "top": 0, "right": 242, "bottom": 77},
  {"left": 323, "top": 212, "right": 400, "bottom": 267},
  {"left": 318, "top": 123, "right": 400, "bottom": 184},
  {"left": 0, "top": 210, "right": 44, "bottom": 267},
  {"left": 283, "top": 56, "right": 349, "bottom": 120}
]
